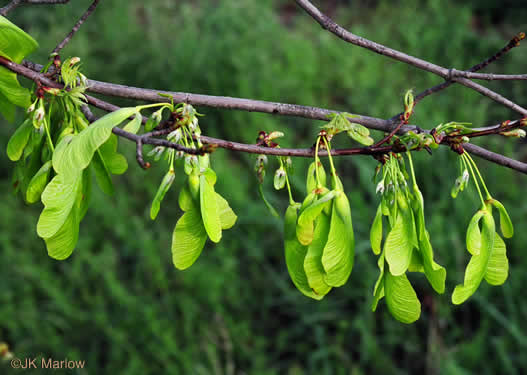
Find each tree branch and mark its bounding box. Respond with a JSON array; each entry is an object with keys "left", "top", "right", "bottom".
[
  {"left": 52, "top": 0, "right": 100, "bottom": 54},
  {"left": 386, "top": 32, "right": 526, "bottom": 122},
  {"left": 2, "top": 56, "right": 526, "bottom": 173},
  {"left": 0, "top": 0, "right": 69, "bottom": 16},
  {"left": 294, "top": 0, "right": 527, "bottom": 116}
]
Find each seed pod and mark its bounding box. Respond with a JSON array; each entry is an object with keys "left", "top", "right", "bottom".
[
  {"left": 188, "top": 172, "right": 200, "bottom": 200},
  {"left": 200, "top": 174, "right": 222, "bottom": 243},
  {"left": 303, "top": 213, "right": 332, "bottom": 296},
  {"left": 284, "top": 204, "right": 321, "bottom": 300},
  {"left": 385, "top": 272, "right": 421, "bottom": 324},
  {"left": 488, "top": 199, "right": 514, "bottom": 238},
  {"left": 452, "top": 210, "right": 495, "bottom": 304},
  {"left": 384, "top": 193, "right": 416, "bottom": 276},
  {"left": 484, "top": 233, "right": 509, "bottom": 286},
  {"left": 321, "top": 191, "right": 355, "bottom": 287},
  {"left": 411, "top": 186, "right": 446, "bottom": 294},
  {"left": 172, "top": 208, "right": 208, "bottom": 270},
  {"left": 296, "top": 189, "right": 336, "bottom": 246},
  {"left": 466, "top": 210, "right": 485, "bottom": 255},
  {"left": 370, "top": 204, "right": 383, "bottom": 255}
]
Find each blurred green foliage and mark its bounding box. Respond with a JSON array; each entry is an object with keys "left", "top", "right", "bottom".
[{"left": 1, "top": 0, "right": 527, "bottom": 373}]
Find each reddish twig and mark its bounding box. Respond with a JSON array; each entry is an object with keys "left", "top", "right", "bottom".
[{"left": 372, "top": 117, "right": 406, "bottom": 148}]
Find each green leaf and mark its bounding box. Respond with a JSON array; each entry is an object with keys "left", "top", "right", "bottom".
[
  {"left": 370, "top": 204, "right": 383, "bottom": 255},
  {"left": 489, "top": 199, "right": 514, "bottom": 238},
  {"left": 322, "top": 193, "right": 354, "bottom": 287},
  {"left": 150, "top": 169, "right": 175, "bottom": 220},
  {"left": 37, "top": 172, "right": 82, "bottom": 239},
  {"left": 466, "top": 210, "right": 485, "bottom": 255},
  {"left": 303, "top": 213, "right": 332, "bottom": 297},
  {"left": 484, "top": 233, "right": 508, "bottom": 286},
  {"left": 172, "top": 208, "right": 208, "bottom": 270},
  {"left": 296, "top": 189, "right": 336, "bottom": 246},
  {"left": 26, "top": 160, "right": 52, "bottom": 204},
  {"left": 216, "top": 192, "right": 237, "bottom": 230},
  {"left": 284, "top": 204, "right": 322, "bottom": 300},
  {"left": 122, "top": 114, "right": 142, "bottom": 134},
  {"left": 0, "top": 16, "right": 39, "bottom": 63},
  {"left": 53, "top": 107, "right": 138, "bottom": 176},
  {"left": 7, "top": 118, "right": 32, "bottom": 161},
  {"left": 0, "top": 67, "right": 31, "bottom": 107},
  {"left": 385, "top": 272, "right": 421, "bottom": 324},
  {"left": 200, "top": 174, "right": 222, "bottom": 243},
  {"left": 179, "top": 184, "right": 195, "bottom": 212},
  {"left": 452, "top": 211, "right": 495, "bottom": 305}
]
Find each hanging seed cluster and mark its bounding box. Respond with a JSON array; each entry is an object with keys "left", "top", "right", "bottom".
[{"left": 1, "top": 19, "right": 518, "bottom": 324}]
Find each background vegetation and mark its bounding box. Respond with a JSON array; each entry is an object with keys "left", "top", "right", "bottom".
[{"left": 1, "top": 0, "right": 526, "bottom": 373}]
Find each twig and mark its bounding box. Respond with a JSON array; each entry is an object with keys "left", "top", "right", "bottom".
[
  {"left": 294, "top": 0, "right": 527, "bottom": 116},
  {"left": 371, "top": 117, "right": 405, "bottom": 148},
  {"left": 51, "top": 0, "right": 100, "bottom": 54},
  {"left": 388, "top": 32, "right": 527, "bottom": 121},
  {"left": 135, "top": 138, "right": 149, "bottom": 169},
  {"left": 464, "top": 143, "right": 527, "bottom": 174},
  {"left": 0, "top": 0, "right": 68, "bottom": 16}
]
